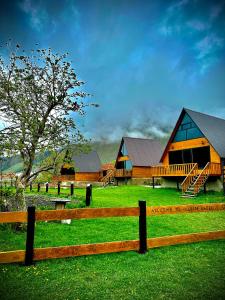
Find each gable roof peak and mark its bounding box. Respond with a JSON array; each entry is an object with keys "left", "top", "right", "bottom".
[
  {"left": 160, "top": 107, "right": 225, "bottom": 161},
  {"left": 118, "top": 136, "right": 163, "bottom": 166}
]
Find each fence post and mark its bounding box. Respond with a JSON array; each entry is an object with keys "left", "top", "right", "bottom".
[
  {"left": 58, "top": 183, "right": 60, "bottom": 195},
  {"left": 139, "top": 200, "right": 147, "bottom": 254},
  {"left": 86, "top": 184, "right": 92, "bottom": 206},
  {"left": 25, "top": 206, "right": 36, "bottom": 266},
  {"left": 46, "top": 183, "right": 49, "bottom": 193},
  {"left": 70, "top": 183, "right": 74, "bottom": 196},
  {"left": 204, "top": 183, "right": 206, "bottom": 194},
  {"left": 30, "top": 183, "right": 32, "bottom": 191},
  {"left": 37, "top": 183, "right": 40, "bottom": 192},
  {"left": 152, "top": 177, "right": 155, "bottom": 189}
]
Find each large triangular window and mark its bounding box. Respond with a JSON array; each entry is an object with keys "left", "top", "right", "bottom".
[{"left": 173, "top": 113, "right": 203, "bottom": 142}]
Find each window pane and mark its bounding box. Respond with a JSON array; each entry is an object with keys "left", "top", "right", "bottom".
[
  {"left": 182, "top": 123, "right": 191, "bottom": 130},
  {"left": 125, "top": 160, "right": 132, "bottom": 170},
  {"left": 169, "top": 150, "right": 183, "bottom": 164},
  {"left": 173, "top": 130, "right": 186, "bottom": 142},
  {"left": 186, "top": 127, "right": 203, "bottom": 139}
]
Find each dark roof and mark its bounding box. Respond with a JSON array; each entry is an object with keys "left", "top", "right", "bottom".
[
  {"left": 121, "top": 137, "right": 163, "bottom": 166},
  {"left": 160, "top": 108, "right": 225, "bottom": 161},
  {"left": 72, "top": 150, "right": 101, "bottom": 172}
]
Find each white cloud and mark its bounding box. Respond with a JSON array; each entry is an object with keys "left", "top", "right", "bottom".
[
  {"left": 187, "top": 20, "right": 210, "bottom": 31},
  {"left": 168, "top": 0, "right": 189, "bottom": 13},
  {"left": 196, "top": 34, "right": 224, "bottom": 59},
  {"left": 19, "top": 0, "right": 47, "bottom": 31}
]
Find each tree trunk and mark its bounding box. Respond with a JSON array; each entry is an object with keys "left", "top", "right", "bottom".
[{"left": 10, "top": 177, "right": 27, "bottom": 231}]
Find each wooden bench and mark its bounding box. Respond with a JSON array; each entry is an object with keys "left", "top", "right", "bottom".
[{"left": 50, "top": 199, "right": 71, "bottom": 224}]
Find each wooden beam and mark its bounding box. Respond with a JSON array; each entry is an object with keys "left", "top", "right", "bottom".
[
  {"left": 35, "top": 207, "right": 140, "bottom": 221},
  {"left": 147, "top": 230, "right": 225, "bottom": 249},
  {"left": 147, "top": 203, "right": 225, "bottom": 216},
  {"left": 0, "top": 211, "right": 27, "bottom": 223},
  {"left": 0, "top": 250, "right": 25, "bottom": 263},
  {"left": 117, "top": 156, "right": 130, "bottom": 162},
  {"left": 33, "top": 240, "right": 139, "bottom": 261},
  {"left": 2, "top": 230, "right": 225, "bottom": 263}
]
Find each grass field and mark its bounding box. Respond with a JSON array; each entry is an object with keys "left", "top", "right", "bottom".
[{"left": 1, "top": 186, "right": 225, "bottom": 299}]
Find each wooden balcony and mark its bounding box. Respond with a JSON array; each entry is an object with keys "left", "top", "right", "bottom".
[
  {"left": 150, "top": 162, "right": 221, "bottom": 177},
  {"left": 114, "top": 169, "right": 132, "bottom": 178}
]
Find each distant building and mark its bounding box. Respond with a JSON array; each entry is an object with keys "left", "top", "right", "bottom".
[
  {"left": 114, "top": 137, "right": 163, "bottom": 184},
  {"left": 53, "top": 150, "right": 102, "bottom": 182}
]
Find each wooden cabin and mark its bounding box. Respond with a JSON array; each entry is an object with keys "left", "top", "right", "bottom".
[
  {"left": 150, "top": 108, "right": 225, "bottom": 196},
  {"left": 114, "top": 137, "right": 163, "bottom": 184},
  {"left": 53, "top": 150, "right": 102, "bottom": 182}
]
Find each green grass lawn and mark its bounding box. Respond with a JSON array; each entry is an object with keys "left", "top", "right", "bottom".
[{"left": 1, "top": 186, "right": 225, "bottom": 299}]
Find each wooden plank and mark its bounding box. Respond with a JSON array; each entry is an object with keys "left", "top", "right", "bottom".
[
  {"left": 0, "top": 250, "right": 25, "bottom": 263},
  {"left": 132, "top": 167, "right": 151, "bottom": 178},
  {"left": 36, "top": 207, "right": 140, "bottom": 221},
  {"left": 168, "top": 138, "right": 209, "bottom": 152},
  {"left": 34, "top": 240, "right": 139, "bottom": 261},
  {"left": 0, "top": 211, "right": 27, "bottom": 223},
  {"left": 75, "top": 172, "right": 100, "bottom": 182},
  {"left": 2, "top": 231, "right": 225, "bottom": 263},
  {"left": 147, "top": 230, "right": 225, "bottom": 249},
  {"left": 147, "top": 203, "right": 225, "bottom": 216},
  {"left": 117, "top": 156, "right": 130, "bottom": 162}
]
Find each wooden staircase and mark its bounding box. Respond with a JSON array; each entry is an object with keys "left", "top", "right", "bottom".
[
  {"left": 100, "top": 169, "right": 115, "bottom": 187},
  {"left": 181, "top": 162, "right": 211, "bottom": 197}
]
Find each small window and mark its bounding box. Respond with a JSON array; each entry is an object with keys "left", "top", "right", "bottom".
[
  {"left": 173, "top": 130, "right": 186, "bottom": 142},
  {"left": 182, "top": 123, "right": 191, "bottom": 130},
  {"left": 172, "top": 113, "right": 203, "bottom": 142},
  {"left": 186, "top": 127, "right": 203, "bottom": 140}
]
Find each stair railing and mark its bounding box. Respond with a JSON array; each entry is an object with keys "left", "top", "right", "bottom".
[
  {"left": 100, "top": 169, "right": 115, "bottom": 184},
  {"left": 181, "top": 163, "right": 198, "bottom": 193},
  {"left": 193, "top": 162, "right": 210, "bottom": 194}
]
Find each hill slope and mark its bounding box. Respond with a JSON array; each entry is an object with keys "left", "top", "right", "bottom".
[{"left": 2, "top": 138, "right": 168, "bottom": 173}]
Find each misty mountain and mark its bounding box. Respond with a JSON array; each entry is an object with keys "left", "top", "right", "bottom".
[{"left": 1, "top": 137, "right": 168, "bottom": 173}]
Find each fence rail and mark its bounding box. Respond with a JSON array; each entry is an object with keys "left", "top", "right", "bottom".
[{"left": 0, "top": 202, "right": 225, "bottom": 264}]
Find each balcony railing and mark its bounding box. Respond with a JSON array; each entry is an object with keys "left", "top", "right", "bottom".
[
  {"left": 114, "top": 169, "right": 132, "bottom": 177},
  {"left": 150, "top": 162, "right": 221, "bottom": 177}
]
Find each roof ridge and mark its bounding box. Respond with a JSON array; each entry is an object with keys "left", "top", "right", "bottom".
[{"left": 184, "top": 108, "right": 225, "bottom": 122}]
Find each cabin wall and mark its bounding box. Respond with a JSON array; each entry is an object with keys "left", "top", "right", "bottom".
[
  {"left": 52, "top": 173, "right": 101, "bottom": 182},
  {"left": 52, "top": 175, "right": 75, "bottom": 182},
  {"left": 162, "top": 137, "right": 221, "bottom": 165},
  {"left": 75, "top": 172, "right": 100, "bottom": 182},
  {"left": 132, "top": 166, "right": 151, "bottom": 178}
]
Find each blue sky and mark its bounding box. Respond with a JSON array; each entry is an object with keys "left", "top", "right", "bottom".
[{"left": 0, "top": 0, "right": 225, "bottom": 141}]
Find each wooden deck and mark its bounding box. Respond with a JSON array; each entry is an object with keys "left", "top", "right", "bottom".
[{"left": 150, "top": 162, "right": 221, "bottom": 177}]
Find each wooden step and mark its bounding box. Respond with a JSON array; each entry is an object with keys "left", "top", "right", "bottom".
[{"left": 181, "top": 194, "right": 196, "bottom": 198}]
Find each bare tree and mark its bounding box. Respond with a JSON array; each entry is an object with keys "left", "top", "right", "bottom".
[{"left": 0, "top": 45, "right": 96, "bottom": 212}]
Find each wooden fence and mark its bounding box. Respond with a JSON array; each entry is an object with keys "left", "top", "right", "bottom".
[
  {"left": 30, "top": 182, "right": 76, "bottom": 196},
  {"left": 0, "top": 202, "right": 225, "bottom": 264},
  {"left": 1, "top": 182, "right": 77, "bottom": 196}
]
